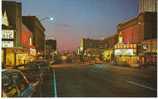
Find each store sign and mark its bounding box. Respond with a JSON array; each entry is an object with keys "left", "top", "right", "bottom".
[
  {"left": 2, "top": 30, "right": 14, "bottom": 39},
  {"left": 115, "top": 44, "right": 137, "bottom": 49},
  {"left": 114, "top": 49, "right": 135, "bottom": 56},
  {"left": 2, "top": 10, "right": 9, "bottom": 26},
  {"left": 2, "top": 41, "right": 14, "bottom": 48},
  {"left": 30, "top": 48, "right": 36, "bottom": 56}
]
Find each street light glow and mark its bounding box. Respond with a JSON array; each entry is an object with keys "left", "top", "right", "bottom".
[{"left": 49, "top": 17, "right": 54, "bottom": 21}]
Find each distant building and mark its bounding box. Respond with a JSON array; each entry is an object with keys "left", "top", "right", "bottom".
[
  {"left": 80, "top": 38, "right": 105, "bottom": 50},
  {"left": 79, "top": 37, "right": 117, "bottom": 63},
  {"left": 46, "top": 39, "right": 57, "bottom": 50},
  {"left": 139, "top": 0, "right": 157, "bottom": 13},
  {"left": 46, "top": 39, "right": 57, "bottom": 61},
  {"left": 22, "top": 16, "right": 45, "bottom": 57},
  {"left": 103, "top": 34, "right": 118, "bottom": 49}
]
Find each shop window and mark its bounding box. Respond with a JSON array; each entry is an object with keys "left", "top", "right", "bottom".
[{"left": 6, "top": 51, "right": 14, "bottom": 66}]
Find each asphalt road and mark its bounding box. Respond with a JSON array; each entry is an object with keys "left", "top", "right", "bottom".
[
  {"left": 24, "top": 63, "right": 157, "bottom": 97},
  {"left": 52, "top": 63, "right": 157, "bottom": 97}
]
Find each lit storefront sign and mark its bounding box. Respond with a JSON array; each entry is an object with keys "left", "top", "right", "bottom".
[
  {"left": 114, "top": 49, "right": 136, "bottom": 56},
  {"left": 30, "top": 48, "right": 36, "bottom": 56},
  {"left": 2, "top": 30, "right": 14, "bottom": 39},
  {"left": 2, "top": 30, "right": 15, "bottom": 48},
  {"left": 114, "top": 44, "right": 137, "bottom": 49},
  {"left": 2, "top": 41, "right": 14, "bottom": 48}
]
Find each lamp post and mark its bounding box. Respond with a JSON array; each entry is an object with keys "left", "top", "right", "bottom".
[
  {"left": 40, "top": 16, "right": 54, "bottom": 22},
  {"left": 39, "top": 16, "right": 54, "bottom": 60}
]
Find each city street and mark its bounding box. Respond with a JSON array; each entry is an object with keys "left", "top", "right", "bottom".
[
  {"left": 27, "top": 63, "right": 157, "bottom": 97},
  {"left": 2, "top": 0, "right": 157, "bottom": 97}
]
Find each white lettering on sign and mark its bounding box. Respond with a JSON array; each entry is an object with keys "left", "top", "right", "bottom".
[
  {"left": 114, "top": 49, "right": 135, "bottom": 56},
  {"left": 2, "top": 30, "right": 14, "bottom": 39},
  {"left": 2, "top": 41, "right": 14, "bottom": 48}
]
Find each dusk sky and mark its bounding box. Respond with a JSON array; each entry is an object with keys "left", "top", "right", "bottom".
[{"left": 21, "top": 0, "right": 138, "bottom": 52}]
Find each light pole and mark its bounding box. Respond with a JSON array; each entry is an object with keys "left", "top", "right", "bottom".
[
  {"left": 38, "top": 16, "right": 54, "bottom": 96},
  {"left": 39, "top": 16, "right": 54, "bottom": 60},
  {"left": 40, "top": 16, "right": 54, "bottom": 22}
]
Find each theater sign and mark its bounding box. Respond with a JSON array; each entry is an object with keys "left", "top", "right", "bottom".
[
  {"left": 2, "top": 30, "right": 15, "bottom": 48},
  {"left": 114, "top": 49, "right": 136, "bottom": 56},
  {"left": 2, "top": 41, "right": 14, "bottom": 48},
  {"left": 114, "top": 43, "right": 137, "bottom": 56}
]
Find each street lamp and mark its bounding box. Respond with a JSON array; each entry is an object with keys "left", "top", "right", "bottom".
[
  {"left": 39, "top": 16, "right": 54, "bottom": 59},
  {"left": 40, "top": 16, "right": 54, "bottom": 22}
]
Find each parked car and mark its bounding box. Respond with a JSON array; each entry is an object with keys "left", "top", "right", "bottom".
[
  {"left": 2, "top": 69, "right": 38, "bottom": 97},
  {"left": 23, "top": 60, "right": 51, "bottom": 81}
]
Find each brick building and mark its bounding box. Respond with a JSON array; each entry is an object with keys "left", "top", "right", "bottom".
[
  {"left": 116, "top": 12, "right": 157, "bottom": 66},
  {"left": 22, "top": 16, "right": 45, "bottom": 57},
  {"left": 117, "top": 12, "right": 157, "bottom": 44}
]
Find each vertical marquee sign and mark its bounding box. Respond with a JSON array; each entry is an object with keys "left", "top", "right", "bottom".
[{"left": 2, "top": 10, "right": 15, "bottom": 48}]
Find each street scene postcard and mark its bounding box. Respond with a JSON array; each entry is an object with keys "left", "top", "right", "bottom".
[{"left": 1, "top": 0, "right": 157, "bottom": 97}]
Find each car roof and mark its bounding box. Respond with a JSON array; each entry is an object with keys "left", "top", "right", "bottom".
[{"left": 2, "top": 69, "right": 23, "bottom": 73}]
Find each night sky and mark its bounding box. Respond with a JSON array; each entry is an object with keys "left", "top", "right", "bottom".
[{"left": 21, "top": 0, "right": 138, "bottom": 52}]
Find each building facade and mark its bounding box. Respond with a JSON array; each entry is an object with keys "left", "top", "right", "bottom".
[
  {"left": 46, "top": 39, "right": 57, "bottom": 62},
  {"left": 19, "top": 23, "right": 36, "bottom": 64},
  {"left": 2, "top": 1, "right": 22, "bottom": 67},
  {"left": 79, "top": 38, "right": 105, "bottom": 63},
  {"left": 116, "top": 12, "right": 157, "bottom": 66},
  {"left": 117, "top": 12, "right": 157, "bottom": 43},
  {"left": 80, "top": 36, "right": 118, "bottom": 63},
  {"left": 22, "top": 16, "right": 45, "bottom": 57},
  {"left": 103, "top": 34, "right": 118, "bottom": 49},
  {"left": 139, "top": 0, "right": 157, "bottom": 13}
]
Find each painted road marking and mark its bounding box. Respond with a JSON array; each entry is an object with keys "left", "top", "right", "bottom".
[
  {"left": 53, "top": 70, "right": 58, "bottom": 97},
  {"left": 127, "top": 80, "right": 157, "bottom": 91}
]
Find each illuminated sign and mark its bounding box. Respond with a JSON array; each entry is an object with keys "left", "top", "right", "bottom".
[
  {"left": 30, "top": 48, "right": 36, "bottom": 56},
  {"left": 114, "top": 44, "right": 137, "bottom": 49},
  {"left": 118, "top": 32, "right": 123, "bottom": 43},
  {"left": 2, "top": 10, "right": 9, "bottom": 26},
  {"left": 114, "top": 49, "right": 136, "bottom": 56},
  {"left": 29, "top": 37, "right": 32, "bottom": 46},
  {"left": 2, "top": 41, "right": 14, "bottom": 48},
  {"left": 2, "top": 30, "right": 14, "bottom": 39}
]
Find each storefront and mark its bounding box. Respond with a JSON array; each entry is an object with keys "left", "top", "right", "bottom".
[
  {"left": 140, "top": 39, "right": 157, "bottom": 65},
  {"left": 114, "top": 43, "right": 139, "bottom": 67},
  {"left": 2, "top": 48, "right": 30, "bottom": 67},
  {"left": 29, "top": 47, "right": 36, "bottom": 61},
  {"left": 2, "top": 29, "right": 15, "bottom": 67},
  {"left": 5, "top": 49, "right": 15, "bottom": 66},
  {"left": 2, "top": 29, "right": 31, "bottom": 67},
  {"left": 15, "top": 48, "right": 30, "bottom": 65}
]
